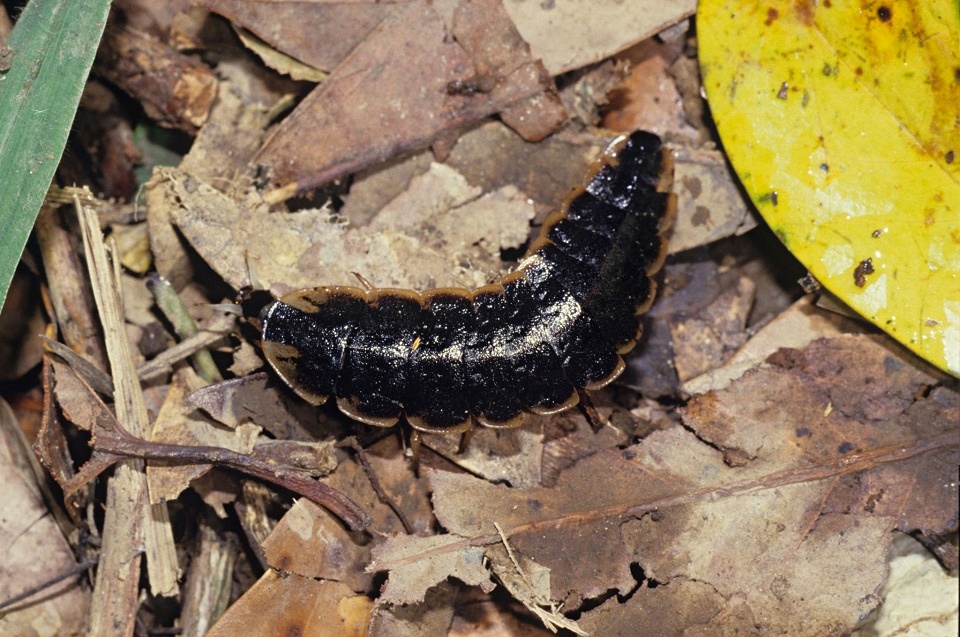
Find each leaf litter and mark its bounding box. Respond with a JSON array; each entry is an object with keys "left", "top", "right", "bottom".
[{"left": 0, "top": 0, "right": 956, "bottom": 635}]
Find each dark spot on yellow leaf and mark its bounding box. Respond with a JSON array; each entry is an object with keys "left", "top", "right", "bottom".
[
  {"left": 758, "top": 190, "right": 779, "bottom": 206},
  {"left": 877, "top": 6, "right": 892, "bottom": 22},
  {"left": 854, "top": 258, "right": 875, "bottom": 287},
  {"left": 872, "top": 229, "right": 882, "bottom": 238},
  {"left": 819, "top": 163, "right": 829, "bottom": 172},
  {"left": 946, "top": 150, "right": 955, "bottom": 163},
  {"left": 765, "top": 7, "right": 779, "bottom": 25},
  {"left": 794, "top": 0, "right": 815, "bottom": 26},
  {"left": 777, "top": 81, "right": 789, "bottom": 99}
]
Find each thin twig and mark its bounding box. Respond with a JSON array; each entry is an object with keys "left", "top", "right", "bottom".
[
  {"left": 0, "top": 559, "right": 98, "bottom": 612},
  {"left": 96, "top": 428, "right": 372, "bottom": 532},
  {"left": 493, "top": 522, "right": 526, "bottom": 586},
  {"left": 147, "top": 273, "right": 223, "bottom": 383},
  {"left": 338, "top": 436, "right": 414, "bottom": 534}
]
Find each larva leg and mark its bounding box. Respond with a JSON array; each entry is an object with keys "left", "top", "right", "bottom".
[
  {"left": 456, "top": 424, "right": 477, "bottom": 455},
  {"left": 575, "top": 388, "right": 604, "bottom": 432},
  {"left": 351, "top": 271, "right": 375, "bottom": 291},
  {"left": 406, "top": 428, "right": 422, "bottom": 464}
]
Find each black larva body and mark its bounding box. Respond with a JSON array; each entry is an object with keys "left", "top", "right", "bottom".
[{"left": 260, "top": 131, "right": 674, "bottom": 433}]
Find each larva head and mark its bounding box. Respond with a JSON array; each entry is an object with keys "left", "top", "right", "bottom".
[{"left": 259, "top": 286, "right": 368, "bottom": 405}]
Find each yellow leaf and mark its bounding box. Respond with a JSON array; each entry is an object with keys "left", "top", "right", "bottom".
[{"left": 698, "top": 0, "right": 960, "bottom": 376}]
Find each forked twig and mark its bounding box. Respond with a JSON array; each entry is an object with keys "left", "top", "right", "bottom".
[{"left": 94, "top": 426, "right": 372, "bottom": 532}]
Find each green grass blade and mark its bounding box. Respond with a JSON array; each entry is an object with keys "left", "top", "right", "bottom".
[{"left": 0, "top": 0, "right": 112, "bottom": 313}]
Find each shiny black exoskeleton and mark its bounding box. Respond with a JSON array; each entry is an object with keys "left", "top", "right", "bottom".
[{"left": 260, "top": 131, "right": 675, "bottom": 433}]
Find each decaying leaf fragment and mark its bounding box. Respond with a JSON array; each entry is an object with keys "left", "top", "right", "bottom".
[
  {"left": 369, "top": 534, "right": 494, "bottom": 605},
  {"left": 146, "top": 369, "right": 260, "bottom": 504},
  {"left": 368, "top": 333, "right": 957, "bottom": 635},
  {"left": 206, "top": 569, "right": 373, "bottom": 637},
  {"left": 0, "top": 399, "right": 90, "bottom": 634},
  {"left": 263, "top": 447, "right": 433, "bottom": 593},
  {"left": 150, "top": 163, "right": 533, "bottom": 298},
  {"left": 252, "top": 0, "right": 565, "bottom": 191}
]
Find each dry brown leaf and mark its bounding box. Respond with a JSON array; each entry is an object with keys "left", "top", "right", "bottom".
[
  {"left": 205, "top": 0, "right": 392, "bottom": 73},
  {"left": 425, "top": 459, "right": 641, "bottom": 609},
  {"left": 156, "top": 160, "right": 532, "bottom": 297},
  {"left": 504, "top": 0, "right": 696, "bottom": 75},
  {"left": 263, "top": 446, "right": 433, "bottom": 592},
  {"left": 368, "top": 580, "right": 459, "bottom": 637},
  {"left": 0, "top": 398, "right": 90, "bottom": 636},
  {"left": 670, "top": 147, "right": 758, "bottom": 252},
  {"left": 187, "top": 372, "right": 326, "bottom": 442},
  {"left": 669, "top": 275, "right": 755, "bottom": 381},
  {"left": 338, "top": 121, "right": 616, "bottom": 237},
  {"left": 623, "top": 236, "right": 805, "bottom": 398},
  {"left": 206, "top": 569, "right": 373, "bottom": 637},
  {"left": 369, "top": 534, "right": 494, "bottom": 605},
  {"left": 177, "top": 62, "right": 280, "bottom": 187},
  {"left": 540, "top": 409, "right": 632, "bottom": 488},
  {"left": 233, "top": 26, "right": 327, "bottom": 82},
  {"left": 146, "top": 370, "right": 260, "bottom": 503},
  {"left": 486, "top": 537, "right": 588, "bottom": 635},
  {"left": 146, "top": 56, "right": 284, "bottom": 290},
  {"left": 853, "top": 533, "right": 960, "bottom": 636},
  {"left": 253, "top": 0, "right": 563, "bottom": 190},
  {"left": 445, "top": 122, "right": 608, "bottom": 215},
  {"left": 682, "top": 294, "right": 869, "bottom": 395},
  {"left": 448, "top": 587, "right": 562, "bottom": 636},
  {"left": 364, "top": 333, "right": 958, "bottom": 634},
  {"left": 421, "top": 425, "right": 545, "bottom": 489},
  {"left": 578, "top": 579, "right": 728, "bottom": 636}
]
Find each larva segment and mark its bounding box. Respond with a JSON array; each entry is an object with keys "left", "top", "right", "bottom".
[
  {"left": 405, "top": 290, "right": 475, "bottom": 433},
  {"left": 336, "top": 289, "right": 422, "bottom": 427},
  {"left": 259, "top": 130, "right": 674, "bottom": 434}
]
